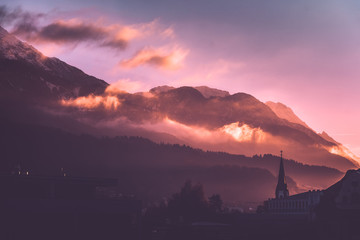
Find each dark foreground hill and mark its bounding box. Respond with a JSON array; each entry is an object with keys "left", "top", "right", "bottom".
[{"left": 0, "top": 116, "right": 343, "bottom": 205}]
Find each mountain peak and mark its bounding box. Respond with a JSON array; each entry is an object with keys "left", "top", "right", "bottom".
[
  {"left": 0, "top": 25, "right": 45, "bottom": 65},
  {"left": 319, "top": 131, "right": 340, "bottom": 145},
  {"left": 194, "top": 86, "right": 230, "bottom": 98},
  {"left": 149, "top": 85, "right": 175, "bottom": 94},
  {"left": 150, "top": 85, "right": 230, "bottom": 98},
  {"left": 266, "top": 101, "right": 310, "bottom": 128},
  {"left": 0, "top": 26, "right": 8, "bottom": 37},
  {"left": 160, "top": 86, "right": 205, "bottom": 101}
]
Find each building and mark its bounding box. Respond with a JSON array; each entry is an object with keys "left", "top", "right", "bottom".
[
  {"left": 317, "top": 168, "right": 360, "bottom": 213},
  {"left": 264, "top": 151, "right": 322, "bottom": 217},
  {"left": 314, "top": 169, "right": 360, "bottom": 239},
  {"left": 333, "top": 169, "right": 360, "bottom": 207},
  {"left": 0, "top": 174, "right": 142, "bottom": 240}
]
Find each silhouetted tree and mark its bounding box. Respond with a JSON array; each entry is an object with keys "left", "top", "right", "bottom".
[
  {"left": 208, "top": 194, "right": 222, "bottom": 213},
  {"left": 167, "top": 180, "right": 209, "bottom": 223}
]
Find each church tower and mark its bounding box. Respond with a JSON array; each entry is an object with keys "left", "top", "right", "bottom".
[{"left": 275, "top": 150, "right": 289, "bottom": 199}]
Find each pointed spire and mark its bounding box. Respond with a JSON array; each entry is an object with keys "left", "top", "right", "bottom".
[
  {"left": 275, "top": 150, "right": 289, "bottom": 199},
  {"left": 278, "top": 150, "right": 285, "bottom": 185}
]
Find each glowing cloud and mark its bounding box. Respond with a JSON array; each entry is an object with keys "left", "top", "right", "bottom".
[
  {"left": 139, "top": 118, "right": 269, "bottom": 145},
  {"left": 327, "top": 145, "right": 360, "bottom": 166},
  {"left": 162, "top": 117, "right": 215, "bottom": 140},
  {"left": 60, "top": 79, "right": 150, "bottom": 110},
  {"left": 220, "top": 122, "right": 266, "bottom": 143},
  {"left": 120, "top": 46, "right": 189, "bottom": 70},
  {"left": 105, "top": 79, "right": 146, "bottom": 94},
  {"left": 61, "top": 95, "right": 120, "bottom": 110},
  {"left": 113, "top": 25, "right": 140, "bottom": 42}
]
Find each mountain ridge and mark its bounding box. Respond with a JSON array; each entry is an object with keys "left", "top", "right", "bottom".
[
  {"left": 150, "top": 85, "right": 230, "bottom": 98},
  {"left": 0, "top": 25, "right": 358, "bottom": 172},
  {"left": 0, "top": 118, "right": 344, "bottom": 203}
]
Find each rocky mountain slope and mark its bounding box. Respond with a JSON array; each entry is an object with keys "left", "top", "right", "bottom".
[
  {"left": 0, "top": 26, "right": 107, "bottom": 100},
  {"left": 266, "top": 101, "right": 310, "bottom": 128}
]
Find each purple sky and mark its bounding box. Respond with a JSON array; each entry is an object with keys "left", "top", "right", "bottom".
[{"left": 2, "top": 0, "right": 360, "bottom": 155}]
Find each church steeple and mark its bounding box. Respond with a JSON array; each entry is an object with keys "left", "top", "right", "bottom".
[{"left": 275, "top": 150, "right": 289, "bottom": 199}]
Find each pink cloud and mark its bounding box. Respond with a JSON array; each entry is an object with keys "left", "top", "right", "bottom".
[
  {"left": 120, "top": 46, "right": 189, "bottom": 70},
  {"left": 105, "top": 79, "right": 148, "bottom": 94}
]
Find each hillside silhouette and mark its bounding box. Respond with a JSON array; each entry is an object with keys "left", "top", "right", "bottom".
[{"left": 0, "top": 116, "right": 343, "bottom": 204}]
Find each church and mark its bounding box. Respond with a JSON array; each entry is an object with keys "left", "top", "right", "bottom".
[{"left": 264, "top": 151, "right": 322, "bottom": 217}]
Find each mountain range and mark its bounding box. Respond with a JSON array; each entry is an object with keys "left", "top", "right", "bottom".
[
  {"left": 0, "top": 25, "right": 358, "bottom": 204},
  {"left": 55, "top": 84, "right": 358, "bottom": 171}
]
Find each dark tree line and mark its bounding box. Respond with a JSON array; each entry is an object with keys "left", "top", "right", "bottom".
[{"left": 143, "top": 180, "right": 225, "bottom": 230}]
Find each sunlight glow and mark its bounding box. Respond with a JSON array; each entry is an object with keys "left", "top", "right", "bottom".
[
  {"left": 220, "top": 122, "right": 266, "bottom": 143},
  {"left": 328, "top": 145, "right": 360, "bottom": 166},
  {"left": 163, "top": 117, "right": 214, "bottom": 139},
  {"left": 61, "top": 95, "right": 120, "bottom": 110}
]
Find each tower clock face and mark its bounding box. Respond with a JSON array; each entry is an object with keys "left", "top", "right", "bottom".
[{"left": 278, "top": 191, "right": 284, "bottom": 198}]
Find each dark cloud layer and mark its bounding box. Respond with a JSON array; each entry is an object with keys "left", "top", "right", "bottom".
[
  {"left": 100, "top": 38, "right": 128, "bottom": 50},
  {"left": 38, "top": 22, "right": 105, "bottom": 43},
  {"left": 0, "top": 5, "right": 44, "bottom": 33},
  {"left": 0, "top": 5, "right": 128, "bottom": 50}
]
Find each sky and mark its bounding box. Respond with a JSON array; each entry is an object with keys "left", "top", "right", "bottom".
[{"left": 1, "top": 0, "right": 360, "bottom": 155}]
